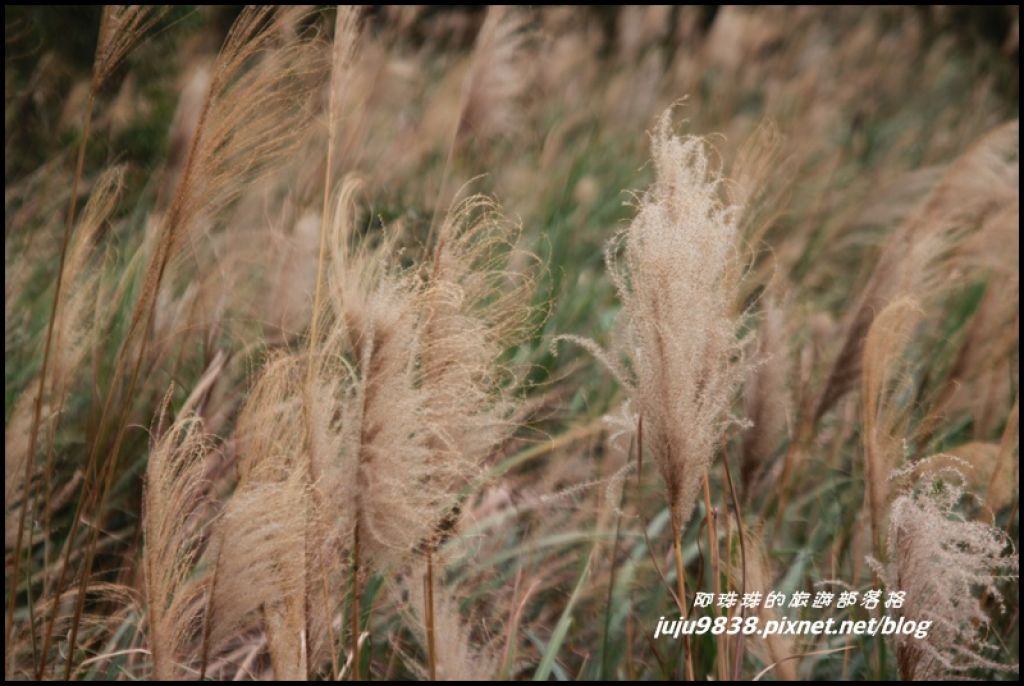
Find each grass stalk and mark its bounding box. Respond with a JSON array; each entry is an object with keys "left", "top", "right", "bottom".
[
  {"left": 42, "top": 55, "right": 216, "bottom": 677},
  {"left": 670, "top": 514, "right": 695, "bottom": 681},
  {"left": 702, "top": 473, "right": 727, "bottom": 681},
  {"left": 350, "top": 522, "right": 361, "bottom": 681},
  {"left": 5, "top": 91, "right": 95, "bottom": 680},
  {"left": 425, "top": 548, "right": 438, "bottom": 680},
  {"left": 720, "top": 442, "right": 748, "bottom": 681}
]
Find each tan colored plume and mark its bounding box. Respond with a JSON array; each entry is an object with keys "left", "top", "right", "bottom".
[
  {"left": 402, "top": 573, "right": 501, "bottom": 680},
  {"left": 871, "top": 469, "right": 1019, "bottom": 680},
  {"left": 816, "top": 120, "right": 1019, "bottom": 420},
  {"left": 559, "top": 108, "right": 752, "bottom": 537},
  {"left": 142, "top": 398, "right": 212, "bottom": 681},
  {"left": 861, "top": 295, "right": 924, "bottom": 556},
  {"left": 457, "top": 6, "right": 534, "bottom": 143},
  {"left": 733, "top": 528, "right": 799, "bottom": 680}
]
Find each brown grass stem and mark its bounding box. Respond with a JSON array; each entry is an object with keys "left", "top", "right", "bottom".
[
  {"left": 5, "top": 90, "right": 95, "bottom": 681},
  {"left": 350, "top": 522, "right": 361, "bottom": 681},
  {"left": 721, "top": 440, "right": 748, "bottom": 681},
  {"left": 701, "top": 473, "right": 727, "bottom": 681},
  {"left": 425, "top": 548, "right": 438, "bottom": 680},
  {"left": 670, "top": 516, "right": 696, "bottom": 681}
]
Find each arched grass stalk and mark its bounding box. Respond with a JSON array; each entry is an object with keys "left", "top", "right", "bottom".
[
  {"left": 38, "top": 8, "right": 320, "bottom": 677},
  {"left": 11, "top": 7, "right": 165, "bottom": 678}
]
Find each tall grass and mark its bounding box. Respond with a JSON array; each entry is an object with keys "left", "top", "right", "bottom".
[{"left": 4, "top": 5, "right": 1019, "bottom": 681}]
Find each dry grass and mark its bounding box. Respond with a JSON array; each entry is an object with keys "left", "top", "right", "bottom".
[
  {"left": 871, "top": 466, "right": 1019, "bottom": 680},
  {"left": 4, "top": 5, "right": 1019, "bottom": 682}
]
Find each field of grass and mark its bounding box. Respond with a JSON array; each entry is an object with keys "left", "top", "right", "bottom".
[{"left": 4, "top": 6, "right": 1020, "bottom": 681}]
